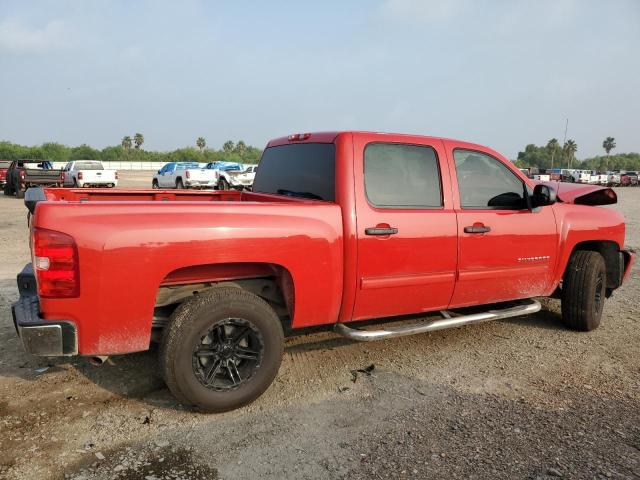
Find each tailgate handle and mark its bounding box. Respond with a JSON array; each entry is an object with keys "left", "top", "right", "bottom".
[
  {"left": 365, "top": 227, "right": 398, "bottom": 236},
  {"left": 464, "top": 225, "right": 491, "bottom": 234}
]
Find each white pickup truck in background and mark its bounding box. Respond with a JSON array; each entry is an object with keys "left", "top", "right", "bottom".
[
  {"left": 62, "top": 160, "right": 118, "bottom": 188},
  {"left": 152, "top": 162, "right": 219, "bottom": 189}
]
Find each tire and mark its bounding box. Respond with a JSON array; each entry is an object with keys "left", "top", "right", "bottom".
[
  {"left": 218, "top": 178, "right": 229, "bottom": 190},
  {"left": 16, "top": 187, "right": 25, "bottom": 199},
  {"left": 160, "top": 287, "right": 284, "bottom": 412},
  {"left": 176, "top": 178, "right": 184, "bottom": 189},
  {"left": 152, "top": 180, "right": 159, "bottom": 189},
  {"left": 73, "top": 178, "right": 78, "bottom": 188},
  {"left": 561, "top": 250, "right": 606, "bottom": 331},
  {"left": 3, "top": 183, "right": 11, "bottom": 196}
]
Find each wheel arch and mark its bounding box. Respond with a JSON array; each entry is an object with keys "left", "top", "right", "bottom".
[
  {"left": 156, "top": 261, "right": 295, "bottom": 322},
  {"left": 566, "top": 240, "right": 624, "bottom": 292}
]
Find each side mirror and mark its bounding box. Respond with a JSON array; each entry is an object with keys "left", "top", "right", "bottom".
[
  {"left": 157, "top": 170, "right": 162, "bottom": 174},
  {"left": 531, "top": 184, "right": 557, "bottom": 208}
]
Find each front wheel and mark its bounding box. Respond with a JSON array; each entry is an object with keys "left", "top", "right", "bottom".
[
  {"left": 218, "top": 178, "right": 229, "bottom": 190},
  {"left": 160, "top": 287, "right": 284, "bottom": 412},
  {"left": 152, "top": 180, "right": 159, "bottom": 189},
  {"left": 16, "top": 187, "right": 25, "bottom": 199},
  {"left": 561, "top": 250, "right": 606, "bottom": 331},
  {"left": 176, "top": 178, "right": 184, "bottom": 189}
]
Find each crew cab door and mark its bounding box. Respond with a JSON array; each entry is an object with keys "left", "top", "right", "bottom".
[
  {"left": 352, "top": 137, "right": 458, "bottom": 321},
  {"left": 446, "top": 143, "right": 558, "bottom": 307},
  {"left": 159, "top": 164, "right": 175, "bottom": 187}
]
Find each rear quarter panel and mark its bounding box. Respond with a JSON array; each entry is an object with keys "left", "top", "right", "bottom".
[{"left": 34, "top": 201, "right": 343, "bottom": 355}]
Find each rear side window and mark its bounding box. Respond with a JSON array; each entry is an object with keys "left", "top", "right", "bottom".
[
  {"left": 253, "top": 143, "right": 335, "bottom": 201},
  {"left": 74, "top": 161, "right": 103, "bottom": 170},
  {"left": 454, "top": 149, "right": 525, "bottom": 209},
  {"left": 364, "top": 143, "right": 442, "bottom": 208}
]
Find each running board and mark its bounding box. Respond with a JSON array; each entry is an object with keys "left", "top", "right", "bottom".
[{"left": 334, "top": 299, "right": 541, "bottom": 342}]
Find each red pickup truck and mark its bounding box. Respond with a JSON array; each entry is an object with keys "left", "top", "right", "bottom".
[{"left": 12, "top": 131, "right": 634, "bottom": 412}]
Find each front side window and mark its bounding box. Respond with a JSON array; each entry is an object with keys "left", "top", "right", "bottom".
[
  {"left": 454, "top": 149, "right": 525, "bottom": 209},
  {"left": 364, "top": 143, "right": 442, "bottom": 208}
]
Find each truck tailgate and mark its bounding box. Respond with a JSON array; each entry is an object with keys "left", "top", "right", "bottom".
[{"left": 80, "top": 170, "right": 116, "bottom": 183}]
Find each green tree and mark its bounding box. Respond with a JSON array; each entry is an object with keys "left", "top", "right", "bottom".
[
  {"left": 222, "top": 140, "right": 235, "bottom": 153},
  {"left": 234, "top": 140, "right": 247, "bottom": 155},
  {"left": 602, "top": 136, "right": 616, "bottom": 171},
  {"left": 134, "top": 133, "right": 144, "bottom": 150},
  {"left": 70, "top": 144, "right": 101, "bottom": 160},
  {"left": 563, "top": 139, "right": 578, "bottom": 168},
  {"left": 121, "top": 136, "right": 132, "bottom": 152},
  {"left": 196, "top": 137, "right": 206, "bottom": 152},
  {"left": 546, "top": 138, "right": 559, "bottom": 169},
  {"left": 41, "top": 142, "right": 71, "bottom": 161}
]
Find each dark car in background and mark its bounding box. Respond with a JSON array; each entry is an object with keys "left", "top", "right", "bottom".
[{"left": 3, "top": 160, "right": 63, "bottom": 198}]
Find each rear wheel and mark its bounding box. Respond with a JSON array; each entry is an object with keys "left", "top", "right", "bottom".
[
  {"left": 561, "top": 250, "right": 606, "bottom": 331},
  {"left": 160, "top": 287, "right": 284, "bottom": 412},
  {"left": 3, "top": 183, "right": 12, "bottom": 196},
  {"left": 218, "top": 178, "right": 229, "bottom": 190}
]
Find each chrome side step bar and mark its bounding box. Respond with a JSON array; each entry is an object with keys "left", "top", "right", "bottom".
[{"left": 334, "top": 299, "right": 541, "bottom": 342}]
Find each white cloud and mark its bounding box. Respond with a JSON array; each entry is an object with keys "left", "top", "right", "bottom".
[{"left": 0, "top": 19, "right": 69, "bottom": 54}]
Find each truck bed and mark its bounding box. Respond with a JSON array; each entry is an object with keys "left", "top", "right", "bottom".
[
  {"left": 23, "top": 168, "right": 62, "bottom": 184},
  {"left": 40, "top": 188, "right": 310, "bottom": 203}
]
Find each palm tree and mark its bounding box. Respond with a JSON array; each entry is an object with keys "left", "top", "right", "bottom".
[
  {"left": 234, "top": 140, "right": 246, "bottom": 155},
  {"left": 563, "top": 139, "right": 577, "bottom": 168},
  {"left": 222, "top": 140, "right": 235, "bottom": 153},
  {"left": 196, "top": 137, "right": 206, "bottom": 152},
  {"left": 602, "top": 137, "right": 616, "bottom": 171},
  {"left": 121, "top": 136, "right": 132, "bottom": 152},
  {"left": 546, "top": 138, "right": 559, "bottom": 169},
  {"left": 134, "top": 133, "right": 144, "bottom": 150}
]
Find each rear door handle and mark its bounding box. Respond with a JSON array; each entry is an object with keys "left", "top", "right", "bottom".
[
  {"left": 365, "top": 227, "right": 398, "bottom": 236},
  {"left": 464, "top": 225, "right": 491, "bottom": 234}
]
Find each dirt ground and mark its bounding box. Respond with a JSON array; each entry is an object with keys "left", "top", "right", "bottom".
[{"left": 1, "top": 172, "right": 638, "bottom": 480}]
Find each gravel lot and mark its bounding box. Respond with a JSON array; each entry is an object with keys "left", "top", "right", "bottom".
[{"left": 1, "top": 172, "right": 638, "bottom": 479}]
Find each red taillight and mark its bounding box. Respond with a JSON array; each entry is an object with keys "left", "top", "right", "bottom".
[
  {"left": 185, "top": 170, "right": 191, "bottom": 179},
  {"left": 20, "top": 170, "right": 25, "bottom": 180},
  {"left": 32, "top": 228, "right": 79, "bottom": 298},
  {"left": 288, "top": 133, "right": 311, "bottom": 141},
  {"left": 77, "top": 172, "right": 83, "bottom": 180},
  {"left": 61, "top": 172, "right": 65, "bottom": 181}
]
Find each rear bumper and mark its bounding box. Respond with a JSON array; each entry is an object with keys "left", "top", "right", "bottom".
[
  {"left": 185, "top": 181, "right": 216, "bottom": 188},
  {"left": 11, "top": 264, "right": 77, "bottom": 356}
]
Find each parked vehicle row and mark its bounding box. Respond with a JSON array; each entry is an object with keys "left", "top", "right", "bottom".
[
  {"left": 152, "top": 161, "right": 257, "bottom": 190},
  {"left": 520, "top": 167, "right": 640, "bottom": 186},
  {"left": 11, "top": 131, "right": 634, "bottom": 413}
]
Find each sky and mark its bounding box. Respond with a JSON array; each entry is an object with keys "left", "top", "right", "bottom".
[{"left": 0, "top": 0, "right": 638, "bottom": 159}]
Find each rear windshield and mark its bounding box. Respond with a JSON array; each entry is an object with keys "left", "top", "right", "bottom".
[
  {"left": 75, "top": 161, "right": 103, "bottom": 170},
  {"left": 0, "top": 161, "right": 10, "bottom": 168},
  {"left": 253, "top": 143, "right": 335, "bottom": 201}
]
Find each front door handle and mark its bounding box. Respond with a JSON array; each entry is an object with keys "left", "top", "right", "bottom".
[
  {"left": 365, "top": 227, "right": 398, "bottom": 236},
  {"left": 464, "top": 225, "right": 491, "bottom": 234}
]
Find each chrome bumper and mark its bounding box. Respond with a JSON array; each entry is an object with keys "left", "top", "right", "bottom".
[{"left": 11, "top": 264, "right": 77, "bottom": 356}]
